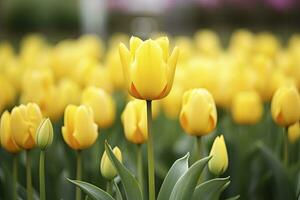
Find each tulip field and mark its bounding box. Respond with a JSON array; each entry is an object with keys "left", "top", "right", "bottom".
[{"left": 0, "top": 31, "right": 299, "bottom": 200}]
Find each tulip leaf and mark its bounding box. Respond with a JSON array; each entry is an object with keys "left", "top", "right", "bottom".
[
  {"left": 192, "top": 177, "right": 230, "bottom": 200},
  {"left": 225, "top": 195, "right": 240, "bottom": 200},
  {"left": 67, "top": 179, "right": 114, "bottom": 200},
  {"left": 169, "top": 156, "right": 212, "bottom": 200},
  {"left": 256, "top": 143, "right": 295, "bottom": 200},
  {"left": 105, "top": 141, "right": 143, "bottom": 200},
  {"left": 157, "top": 153, "right": 189, "bottom": 200}
]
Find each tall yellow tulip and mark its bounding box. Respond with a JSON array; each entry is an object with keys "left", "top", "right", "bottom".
[
  {"left": 62, "top": 105, "right": 98, "bottom": 150},
  {"left": 10, "top": 103, "right": 43, "bottom": 149},
  {"left": 180, "top": 88, "right": 217, "bottom": 136},
  {"left": 121, "top": 100, "right": 147, "bottom": 144},
  {"left": 82, "top": 87, "right": 116, "bottom": 128},
  {"left": 119, "top": 36, "right": 179, "bottom": 100},
  {"left": 271, "top": 85, "right": 300, "bottom": 126},
  {"left": 0, "top": 111, "right": 20, "bottom": 153},
  {"left": 208, "top": 135, "right": 228, "bottom": 176},
  {"left": 231, "top": 91, "right": 263, "bottom": 125}
]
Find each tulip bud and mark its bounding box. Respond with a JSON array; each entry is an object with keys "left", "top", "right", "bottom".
[
  {"left": 121, "top": 100, "right": 147, "bottom": 144},
  {"left": 11, "top": 103, "right": 43, "bottom": 149},
  {"left": 62, "top": 105, "right": 98, "bottom": 150},
  {"left": 119, "top": 36, "right": 179, "bottom": 100},
  {"left": 271, "top": 85, "right": 300, "bottom": 127},
  {"left": 287, "top": 121, "right": 300, "bottom": 144},
  {"left": 100, "top": 147, "right": 122, "bottom": 180},
  {"left": 0, "top": 111, "right": 20, "bottom": 153},
  {"left": 208, "top": 135, "right": 228, "bottom": 176},
  {"left": 231, "top": 91, "right": 263, "bottom": 125},
  {"left": 180, "top": 88, "right": 217, "bottom": 136},
  {"left": 36, "top": 118, "right": 53, "bottom": 150}
]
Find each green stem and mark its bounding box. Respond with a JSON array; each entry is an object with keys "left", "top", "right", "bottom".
[
  {"left": 26, "top": 150, "right": 33, "bottom": 200},
  {"left": 76, "top": 150, "right": 82, "bottom": 200},
  {"left": 196, "top": 136, "right": 202, "bottom": 160},
  {"left": 39, "top": 150, "right": 46, "bottom": 200},
  {"left": 113, "top": 180, "right": 122, "bottom": 200},
  {"left": 146, "top": 100, "right": 155, "bottom": 200},
  {"left": 106, "top": 181, "right": 112, "bottom": 195},
  {"left": 12, "top": 154, "right": 18, "bottom": 200},
  {"left": 283, "top": 128, "right": 288, "bottom": 166},
  {"left": 137, "top": 144, "right": 144, "bottom": 194}
]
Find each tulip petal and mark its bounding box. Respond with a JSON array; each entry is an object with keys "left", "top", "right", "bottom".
[
  {"left": 165, "top": 47, "right": 179, "bottom": 96},
  {"left": 129, "top": 36, "right": 143, "bottom": 58},
  {"left": 155, "top": 37, "right": 169, "bottom": 62},
  {"left": 73, "top": 106, "right": 98, "bottom": 149},
  {"left": 122, "top": 102, "right": 139, "bottom": 142},
  {"left": 119, "top": 43, "right": 131, "bottom": 89}
]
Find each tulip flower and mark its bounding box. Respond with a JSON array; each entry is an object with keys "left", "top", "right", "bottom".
[
  {"left": 180, "top": 88, "right": 217, "bottom": 136},
  {"left": 62, "top": 104, "right": 98, "bottom": 200},
  {"left": 231, "top": 91, "right": 263, "bottom": 125},
  {"left": 119, "top": 36, "right": 179, "bottom": 100},
  {"left": 100, "top": 146, "right": 122, "bottom": 180},
  {"left": 208, "top": 135, "right": 228, "bottom": 176},
  {"left": 10, "top": 103, "right": 43, "bottom": 149},
  {"left": 121, "top": 100, "right": 147, "bottom": 144},
  {"left": 0, "top": 111, "right": 20, "bottom": 153},
  {"left": 62, "top": 105, "right": 98, "bottom": 150},
  {"left": 288, "top": 121, "right": 300, "bottom": 144},
  {"left": 271, "top": 85, "right": 300, "bottom": 127},
  {"left": 0, "top": 111, "right": 21, "bottom": 200},
  {"left": 10, "top": 103, "right": 43, "bottom": 200},
  {"left": 82, "top": 87, "right": 116, "bottom": 128}
]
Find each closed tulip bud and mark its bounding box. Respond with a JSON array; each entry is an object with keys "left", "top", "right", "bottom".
[
  {"left": 82, "top": 87, "right": 116, "bottom": 128},
  {"left": 271, "top": 85, "right": 300, "bottom": 126},
  {"left": 121, "top": 100, "right": 147, "bottom": 144},
  {"left": 10, "top": 103, "right": 43, "bottom": 149},
  {"left": 208, "top": 135, "right": 228, "bottom": 176},
  {"left": 231, "top": 91, "right": 263, "bottom": 125},
  {"left": 100, "top": 146, "right": 122, "bottom": 180},
  {"left": 180, "top": 88, "right": 217, "bottom": 136},
  {"left": 287, "top": 121, "right": 300, "bottom": 144},
  {"left": 0, "top": 111, "right": 21, "bottom": 153},
  {"left": 36, "top": 118, "right": 53, "bottom": 150},
  {"left": 62, "top": 105, "right": 98, "bottom": 150},
  {"left": 119, "top": 36, "right": 179, "bottom": 100}
]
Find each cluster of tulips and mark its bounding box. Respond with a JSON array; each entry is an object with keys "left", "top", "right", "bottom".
[{"left": 0, "top": 29, "right": 299, "bottom": 200}]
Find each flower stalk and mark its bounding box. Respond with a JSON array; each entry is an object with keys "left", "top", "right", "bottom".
[
  {"left": 12, "top": 154, "right": 18, "bottom": 200},
  {"left": 39, "top": 150, "right": 46, "bottom": 200},
  {"left": 137, "top": 144, "right": 144, "bottom": 194},
  {"left": 26, "top": 150, "right": 33, "bottom": 200},
  {"left": 76, "top": 150, "right": 82, "bottom": 200},
  {"left": 146, "top": 100, "right": 155, "bottom": 200}
]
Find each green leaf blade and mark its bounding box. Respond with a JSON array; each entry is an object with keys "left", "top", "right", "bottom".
[
  {"left": 169, "top": 156, "right": 212, "bottom": 200},
  {"left": 105, "top": 141, "right": 143, "bottom": 200},
  {"left": 157, "top": 153, "right": 190, "bottom": 200},
  {"left": 67, "top": 179, "right": 114, "bottom": 200}
]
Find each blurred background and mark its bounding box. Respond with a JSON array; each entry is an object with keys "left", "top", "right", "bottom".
[{"left": 0, "top": 0, "right": 300, "bottom": 43}]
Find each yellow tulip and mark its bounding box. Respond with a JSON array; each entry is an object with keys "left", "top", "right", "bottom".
[
  {"left": 0, "top": 75, "right": 16, "bottom": 113},
  {"left": 194, "top": 30, "right": 221, "bottom": 57},
  {"left": 255, "top": 32, "right": 280, "bottom": 58},
  {"left": 119, "top": 36, "right": 179, "bottom": 100},
  {"left": 180, "top": 88, "right": 217, "bottom": 136},
  {"left": 62, "top": 105, "right": 98, "bottom": 150},
  {"left": 121, "top": 100, "right": 147, "bottom": 144},
  {"left": 231, "top": 91, "right": 263, "bottom": 125},
  {"left": 10, "top": 103, "right": 43, "bottom": 149},
  {"left": 271, "top": 85, "right": 300, "bottom": 126},
  {"left": 161, "top": 86, "right": 184, "bottom": 119},
  {"left": 0, "top": 111, "right": 20, "bottom": 153},
  {"left": 208, "top": 135, "right": 228, "bottom": 176},
  {"left": 100, "top": 146, "right": 122, "bottom": 180},
  {"left": 287, "top": 121, "right": 300, "bottom": 144},
  {"left": 36, "top": 118, "right": 54, "bottom": 150},
  {"left": 174, "top": 36, "right": 194, "bottom": 63},
  {"left": 78, "top": 34, "right": 104, "bottom": 60},
  {"left": 82, "top": 87, "right": 116, "bottom": 128}
]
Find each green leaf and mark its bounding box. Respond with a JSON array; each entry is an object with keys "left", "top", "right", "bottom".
[
  {"left": 225, "top": 195, "right": 240, "bottom": 200},
  {"left": 192, "top": 177, "right": 230, "bottom": 200},
  {"left": 256, "top": 142, "right": 295, "bottom": 200},
  {"left": 169, "top": 156, "right": 212, "bottom": 200},
  {"left": 67, "top": 179, "right": 114, "bottom": 200},
  {"left": 113, "top": 180, "right": 123, "bottom": 200},
  {"left": 157, "top": 153, "right": 189, "bottom": 200},
  {"left": 105, "top": 141, "right": 143, "bottom": 200}
]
